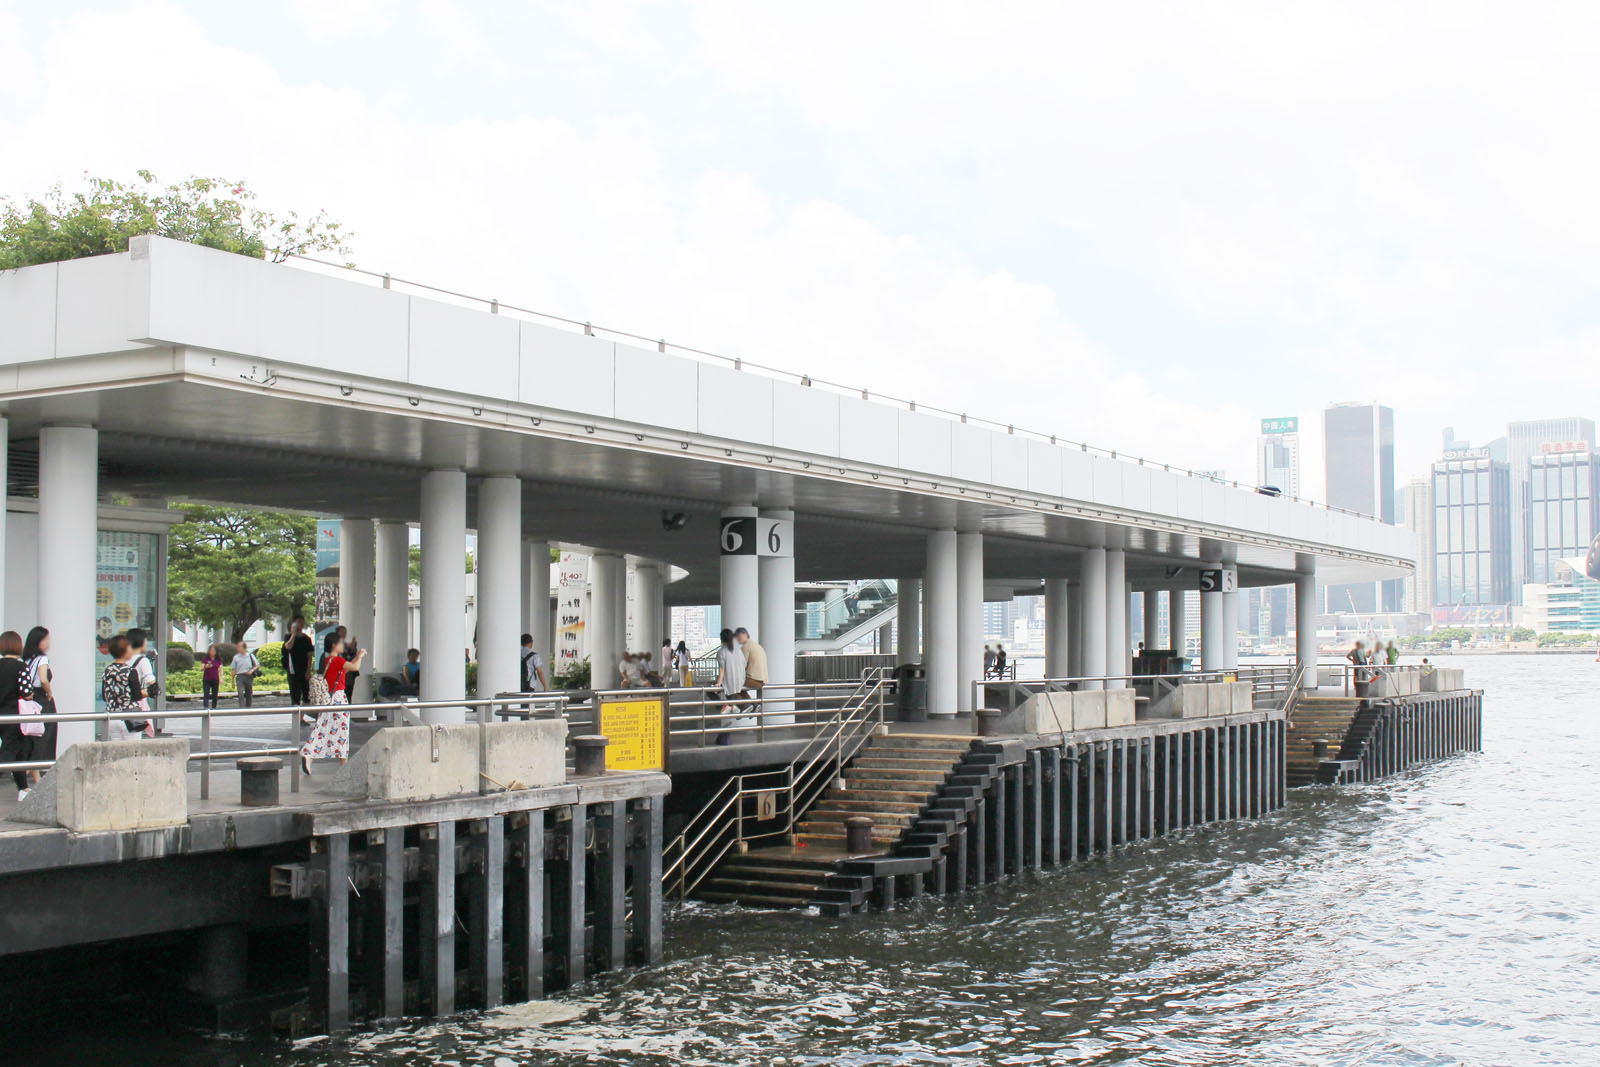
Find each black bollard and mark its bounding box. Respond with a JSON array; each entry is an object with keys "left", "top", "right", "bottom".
[
  {"left": 237, "top": 756, "right": 283, "bottom": 806},
  {"left": 976, "top": 708, "right": 1003, "bottom": 737},
  {"left": 1311, "top": 739, "right": 1329, "bottom": 761},
  {"left": 573, "top": 735, "right": 610, "bottom": 776},
  {"left": 845, "top": 816, "right": 874, "bottom": 854}
]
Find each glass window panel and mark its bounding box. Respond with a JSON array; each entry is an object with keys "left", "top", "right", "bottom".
[
  {"left": 1436, "top": 514, "right": 1449, "bottom": 551},
  {"left": 1450, "top": 506, "right": 1462, "bottom": 550},
  {"left": 1563, "top": 465, "right": 1577, "bottom": 497},
  {"left": 1533, "top": 496, "right": 1546, "bottom": 546}
]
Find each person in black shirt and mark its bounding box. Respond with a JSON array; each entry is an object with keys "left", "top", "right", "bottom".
[
  {"left": 282, "top": 616, "right": 315, "bottom": 706},
  {"left": 0, "top": 630, "right": 34, "bottom": 795}
]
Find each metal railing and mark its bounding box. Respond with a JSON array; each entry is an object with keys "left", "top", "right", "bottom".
[
  {"left": 283, "top": 253, "right": 1380, "bottom": 521},
  {"left": 661, "top": 668, "right": 892, "bottom": 901},
  {"left": 975, "top": 663, "right": 1303, "bottom": 717},
  {"left": 1326, "top": 661, "right": 1428, "bottom": 698},
  {"left": 0, "top": 693, "right": 571, "bottom": 801}
]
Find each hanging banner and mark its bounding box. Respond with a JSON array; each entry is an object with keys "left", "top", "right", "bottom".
[{"left": 557, "top": 551, "right": 589, "bottom": 672}]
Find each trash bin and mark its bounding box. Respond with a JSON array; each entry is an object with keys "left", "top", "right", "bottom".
[{"left": 894, "top": 663, "right": 927, "bottom": 721}]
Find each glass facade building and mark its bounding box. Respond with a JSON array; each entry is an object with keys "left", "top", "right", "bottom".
[
  {"left": 1506, "top": 418, "right": 1596, "bottom": 598},
  {"left": 1323, "top": 403, "right": 1398, "bottom": 613},
  {"left": 1432, "top": 449, "right": 1513, "bottom": 606},
  {"left": 1256, "top": 417, "right": 1301, "bottom": 498},
  {"left": 1528, "top": 449, "right": 1599, "bottom": 584}
]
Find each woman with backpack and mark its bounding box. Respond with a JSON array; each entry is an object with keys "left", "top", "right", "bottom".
[
  {"left": 301, "top": 632, "right": 365, "bottom": 775},
  {"left": 100, "top": 634, "right": 149, "bottom": 740}
]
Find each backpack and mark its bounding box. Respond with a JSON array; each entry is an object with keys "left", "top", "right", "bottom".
[{"left": 102, "top": 662, "right": 148, "bottom": 733}]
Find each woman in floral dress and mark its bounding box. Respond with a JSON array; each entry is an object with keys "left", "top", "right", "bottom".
[{"left": 301, "top": 632, "right": 366, "bottom": 774}]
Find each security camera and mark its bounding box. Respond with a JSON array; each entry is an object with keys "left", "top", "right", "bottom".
[{"left": 661, "top": 510, "right": 691, "bottom": 532}]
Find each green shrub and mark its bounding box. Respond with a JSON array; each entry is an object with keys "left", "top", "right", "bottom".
[
  {"left": 167, "top": 645, "right": 196, "bottom": 672},
  {"left": 553, "top": 656, "right": 591, "bottom": 690},
  {"left": 466, "top": 660, "right": 478, "bottom": 696},
  {"left": 168, "top": 640, "right": 192, "bottom": 652}
]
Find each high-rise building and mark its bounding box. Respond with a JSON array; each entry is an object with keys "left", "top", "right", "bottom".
[
  {"left": 1398, "top": 478, "right": 1435, "bottom": 613},
  {"left": 1432, "top": 447, "right": 1513, "bottom": 606},
  {"left": 1257, "top": 417, "right": 1301, "bottom": 497},
  {"left": 1323, "top": 402, "right": 1397, "bottom": 612},
  {"left": 1505, "top": 418, "right": 1596, "bottom": 598},
  {"left": 1527, "top": 446, "right": 1599, "bottom": 585}
]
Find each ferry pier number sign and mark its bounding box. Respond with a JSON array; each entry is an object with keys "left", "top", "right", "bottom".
[
  {"left": 597, "top": 694, "right": 670, "bottom": 772},
  {"left": 1198, "top": 568, "right": 1237, "bottom": 593},
  {"left": 719, "top": 516, "right": 792, "bottom": 557}
]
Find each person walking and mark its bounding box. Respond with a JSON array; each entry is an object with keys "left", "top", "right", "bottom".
[
  {"left": 660, "top": 638, "right": 673, "bottom": 683},
  {"left": 342, "top": 636, "right": 362, "bottom": 702},
  {"left": 0, "top": 631, "right": 36, "bottom": 798},
  {"left": 1346, "top": 638, "right": 1369, "bottom": 698},
  {"left": 983, "top": 645, "right": 996, "bottom": 679},
  {"left": 675, "top": 641, "right": 691, "bottom": 687},
  {"left": 1385, "top": 640, "right": 1400, "bottom": 666},
  {"left": 21, "top": 627, "right": 56, "bottom": 790},
  {"left": 301, "top": 633, "right": 365, "bottom": 774},
  {"left": 712, "top": 628, "right": 747, "bottom": 744},
  {"left": 282, "top": 616, "right": 314, "bottom": 708},
  {"left": 231, "top": 640, "right": 260, "bottom": 708},
  {"left": 994, "top": 644, "right": 1008, "bottom": 679},
  {"left": 734, "top": 627, "right": 767, "bottom": 699},
  {"left": 521, "top": 633, "right": 547, "bottom": 692},
  {"left": 199, "top": 645, "right": 224, "bottom": 709},
  {"left": 100, "top": 634, "right": 147, "bottom": 741}
]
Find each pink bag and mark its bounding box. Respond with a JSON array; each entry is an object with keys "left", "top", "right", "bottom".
[{"left": 18, "top": 697, "right": 44, "bottom": 738}]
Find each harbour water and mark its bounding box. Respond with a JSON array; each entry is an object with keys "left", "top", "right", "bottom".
[{"left": 26, "top": 654, "right": 1600, "bottom": 1066}]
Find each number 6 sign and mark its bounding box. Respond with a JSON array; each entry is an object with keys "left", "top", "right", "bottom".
[{"left": 758, "top": 518, "right": 791, "bottom": 558}]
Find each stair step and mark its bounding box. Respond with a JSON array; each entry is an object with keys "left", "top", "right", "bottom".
[
  {"left": 852, "top": 756, "right": 961, "bottom": 770},
  {"left": 845, "top": 766, "right": 951, "bottom": 782},
  {"left": 804, "top": 809, "right": 916, "bottom": 826},
  {"left": 863, "top": 744, "right": 970, "bottom": 759},
  {"left": 815, "top": 796, "right": 926, "bottom": 813},
  {"left": 795, "top": 831, "right": 898, "bottom": 847},
  {"left": 696, "top": 890, "right": 814, "bottom": 907},
  {"left": 704, "top": 876, "right": 823, "bottom": 896},
  {"left": 713, "top": 864, "right": 833, "bottom": 885}
]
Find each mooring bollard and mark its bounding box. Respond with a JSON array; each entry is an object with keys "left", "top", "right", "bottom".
[
  {"left": 846, "top": 815, "right": 874, "bottom": 854},
  {"left": 976, "top": 708, "right": 1003, "bottom": 737},
  {"left": 1311, "top": 739, "right": 1329, "bottom": 761},
  {"left": 573, "top": 735, "right": 610, "bottom": 776},
  {"left": 237, "top": 755, "right": 283, "bottom": 807}
]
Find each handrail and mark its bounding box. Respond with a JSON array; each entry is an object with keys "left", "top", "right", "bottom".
[
  {"left": 284, "top": 252, "right": 1381, "bottom": 521},
  {"left": 662, "top": 667, "right": 891, "bottom": 900}
]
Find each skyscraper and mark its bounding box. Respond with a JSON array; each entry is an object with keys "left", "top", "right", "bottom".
[
  {"left": 1323, "top": 402, "right": 1397, "bottom": 612},
  {"left": 1506, "top": 417, "right": 1596, "bottom": 599},
  {"left": 1257, "top": 416, "right": 1301, "bottom": 497},
  {"left": 1398, "top": 478, "right": 1435, "bottom": 613},
  {"left": 1527, "top": 446, "right": 1599, "bottom": 586},
  {"left": 1432, "top": 447, "right": 1513, "bottom": 606}
]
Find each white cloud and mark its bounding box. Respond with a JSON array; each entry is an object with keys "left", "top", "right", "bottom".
[{"left": 284, "top": 0, "right": 388, "bottom": 42}]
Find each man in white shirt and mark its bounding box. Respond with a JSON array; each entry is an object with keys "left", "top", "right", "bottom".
[
  {"left": 520, "top": 633, "right": 547, "bottom": 692},
  {"left": 231, "top": 640, "right": 261, "bottom": 707}
]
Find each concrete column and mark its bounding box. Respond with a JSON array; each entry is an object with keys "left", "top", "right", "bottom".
[
  {"left": 1105, "top": 549, "right": 1127, "bottom": 682},
  {"left": 0, "top": 418, "right": 6, "bottom": 625},
  {"left": 956, "top": 532, "right": 984, "bottom": 714},
  {"left": 634, "top": 562, "right": 666, "bottom": 653},
  {"left": 1223, "top": 587, "right": 1240, "bottom": 670},
  {"left": 589, "top": 553, "right": 625, "bottom": 691},
  {"left": 1143, "top": 590, "right": 1163, "bottom": 653},
  {"left": 374, "top": 522, "right": 410, "bottom": 678},
  {"left": 338, "top": 518, "right": 376, "bottom": 705},
  {"left": 1200, "top": 564, "right": 1224, "bottom": 672},
  {"left": 1067, "top": 581, "right": 1084, "bottom": 677},
  {"left": 896, "top": 578, "right": 921, "bottom": 664},
  {"left": 719, "top": 506, "right": 759, "bottom": 638},
  {"left": 1169, "top": 589, "right": 1189, "bottom": 660},
  {"left": 758, "top": 508, "right": 795, "bottom": 722},
  {"left": 38, "top": 426, "right": 97, "bottom": 750},
  {"left": 524, "top": 540, "right": 552, "bottom": 668},
  {"left": 1296, "top": 570, "right": 1317, "bottom": 687},
  {"left": 1080, "top": 548, "right": 1107, "bottom": 690},
  {"left": 475, "top": 477, "right": 522, "bottom": 700},
  {"left": 420, "top": 470, "right": 468, "bottom": 720},
  {"left": 925, "top": 531, "right": 958, "bottom": 717},
  {"left": 1044, "top": 578, "right": 1069, "bottom": 678}
]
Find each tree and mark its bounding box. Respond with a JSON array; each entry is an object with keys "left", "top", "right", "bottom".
[
  {"left": 168, "top": 505, "right": 318, "bottom": 641},
  {"left": 408, "top": 544, "right": 476, "bottom": 585},
  {"left": 0, "top": 171, "right": 352, "bottom": 269}
]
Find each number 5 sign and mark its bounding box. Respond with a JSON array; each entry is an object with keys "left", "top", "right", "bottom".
[{"left": 1198, "top": 568, "right": 1237, "bottom": 593}]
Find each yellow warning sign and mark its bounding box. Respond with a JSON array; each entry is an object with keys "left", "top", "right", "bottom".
[{"left": 597, "top": 695, "right": 668, "bottom": 772}]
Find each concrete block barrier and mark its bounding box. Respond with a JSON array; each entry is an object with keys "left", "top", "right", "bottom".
[
  {"left": 1072, "top": 690, "right": 1107, "bottom": 730},
  {"left": 1021, "top": 691, "right": 1076, "bottom": 735},
  {"left": 484, "top": 719, "right": 566, "bottom": 790},
  {"left": 15, "top": 739, "right": 191, "bottom": 832},
  {"left": 353, "top": 720, "right": 570, "bottom": 802},
  {"left": 1105, "top": 688, "right": 1136, "bottom": 727}
]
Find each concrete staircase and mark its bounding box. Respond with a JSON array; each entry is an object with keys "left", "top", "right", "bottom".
[
  {"left": 1286, "top": 695, "right": 1363, "bottom": 786},
  {"left": 694, "top": 734, "right": 973, "bottom": 908}
]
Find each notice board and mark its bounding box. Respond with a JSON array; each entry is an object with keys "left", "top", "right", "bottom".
[{"left": 597, "top": 694, "right": 669, "bottom": 772}]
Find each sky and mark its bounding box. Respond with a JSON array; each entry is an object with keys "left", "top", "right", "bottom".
[{"left": 3, "top": 1, "right": 1597, "bottom": 499}]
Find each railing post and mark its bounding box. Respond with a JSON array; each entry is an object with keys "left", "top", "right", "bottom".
[
  {"left": 291, "top": 708, "right": 302, "bottom": 793},
  {"left": 200, "top": 711, "right": 212, "bottom": 801}
]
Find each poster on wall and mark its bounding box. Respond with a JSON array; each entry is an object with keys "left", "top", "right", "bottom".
[
  {"left": 314, "top": 518, "right": 341, "bottom": 633},
  {"left": 557, "top": 552, "right": 588, "bottom": 676},
  {"left": 96, "top": 534, "right": 146, "bottom": 642}
]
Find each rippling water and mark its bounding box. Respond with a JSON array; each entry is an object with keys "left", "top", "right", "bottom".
[{"left": 56, "top": 655, "right": 1600, "bottom": 1065}]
